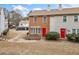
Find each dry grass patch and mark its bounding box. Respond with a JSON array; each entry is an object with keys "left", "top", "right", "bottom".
[
  {"left": 6, "top": 29, "right": 19, "bottom": 39},
  {"left": 0, "top": 40, "right": 79, "bottom": 55}
]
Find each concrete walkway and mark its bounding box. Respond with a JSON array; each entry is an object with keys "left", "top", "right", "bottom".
[
  {"left": 8, "top": 34, "right": 23, "bottom": 42},
  {"left": 7, "top": 31, "right": 38, "bottom": 43}
]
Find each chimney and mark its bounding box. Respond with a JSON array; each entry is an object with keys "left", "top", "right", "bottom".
[
  {"left": 47, "top": 4, "right": 51, "bottom": 11},
  {"left": 58, "top": 4, "right": 62, "bottom": 10}
]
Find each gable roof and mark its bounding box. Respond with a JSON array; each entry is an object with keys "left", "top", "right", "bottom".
[{"left": 28, "top": 7, "right": 79, "bottom": 16}]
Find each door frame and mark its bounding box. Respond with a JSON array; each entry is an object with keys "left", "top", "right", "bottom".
[
  {"left": 60, "top": 28, "right": 66, "bottom": 38},
  {"left": 41, "top": 28, "right": 46, "bottom": 37}
]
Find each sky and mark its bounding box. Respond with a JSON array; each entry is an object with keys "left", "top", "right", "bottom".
[{"left": 0, "top": 4, "right": 79, "bottom": 17}]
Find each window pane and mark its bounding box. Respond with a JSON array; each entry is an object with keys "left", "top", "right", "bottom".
[
  {"left": 38, "top": 28, "right": 40, "bottom": 33},
  {"left": 33, "top": 16, "right": 37, "bottom": 22},
  {"left": 63, "top": 16, "right": 67, "bottom": 22},
  {"left": 72, "top": 29, "right": 76, "bottom": 34},
  {"left": 74, "top": 16, "right": 78, "bottom": 22},
  {"left": 31, "top": 28, "right": 35, "bottom": 34},
  {"left": 77, "top": 29, "right": 79, "bottom": 34},
  {"left": 42, "top": 16, "right": 47, "bottom": 22},
  {"left": 36, "top": 28, "right": 38, "bottom": 34},
  {"left": 36, "top": 28, "right": 40, "bottom": 34}
]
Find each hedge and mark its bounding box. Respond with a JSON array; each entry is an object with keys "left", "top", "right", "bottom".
[{"left": 45, "top": 32, "right": 59, "bottom": 40}]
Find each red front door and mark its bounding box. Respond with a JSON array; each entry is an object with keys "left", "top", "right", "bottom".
[
  {"left": 60, "top": 28, "right": 66, "bottom": 38},
  {"left": 42, "top": 28, "right": 46, "bottom": 37}
]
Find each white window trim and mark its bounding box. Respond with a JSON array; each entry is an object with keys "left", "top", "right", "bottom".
[
  {"left": 33, "top": 16, "right": 37, "bottom": 23},
  {"left": 74, "top": 15, "right": 78, "bottom": 22},
  {"left": 62, "top": 16, "right": 67, "bottom": 22},
  {"left": 72, "top": 29, "right": 76, "bottom": 34},
  {"left": 31, "top": 28, "right": 35, "bottom": 34},
  {"left": 30, "top": 27, "right": 41, "bottom": 34},
  {"left": 36, "top": 28, "right": 41, "bottom": 34},
  {"left": 42, "top": 16, "right": 47, "bottom": 23}
]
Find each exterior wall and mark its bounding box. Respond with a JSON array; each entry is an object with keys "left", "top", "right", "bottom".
[
  {"left": 0, "top": 9, "right": 5, "bottom": 35},
  {"left": 50, "top": 15, "right": 79, "bottom": 34},
  {"left": 29, "top": 15, "right": 50, "bottom": 35},
  {"left": 0, "top": 8, "right": 8, "bottom": 36},
  {"left": 19, "top": 21, "right": 29, "bottom": 27},
  {"left": 0, "top": 15, "right": 1, "bottom": 35}
]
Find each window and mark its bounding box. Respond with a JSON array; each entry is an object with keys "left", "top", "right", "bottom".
[
  {"left": 72, "top": 29, "right": 76, "bottom": 34},
  {"left": 36, "top": 28, "right": 41, "bottom": 34},
  {"left": 77, "top": 29, "right": 79, "bottom": 34},
  {"left": 63, "top": 16, "right": 67, "bottom": 22},
  {"left": 42, "top": 16, "right": 47, "bottom": 23},
  {"left": 33, "top": 16, "right": 37, "bottom": 22},
  {"left": 74, "top": 15, "right": 78, "bottom": 22},
  {"left": 31, "top": 28, "right": 41, "bottom": 34},
  {"left": 31, "top": 28, "right": 35, "bottom": 34}
]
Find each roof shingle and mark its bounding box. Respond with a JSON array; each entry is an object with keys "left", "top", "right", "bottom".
[{"left": 28, "top": 7, "right": 79, "bottom": 16}]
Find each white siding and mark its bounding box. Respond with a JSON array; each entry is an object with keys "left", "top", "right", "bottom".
[
  {"left": 1, "top": 8, "right": 5, "bottom": 33},
  {"left": 0, "top": 8, "right": 8, "bottom": 36},
  {"left": 0, "top": 15, "right": 1, "bottom": 35},
  {"left": 50, "top": 15, "right": 79, "bottom": 34}
]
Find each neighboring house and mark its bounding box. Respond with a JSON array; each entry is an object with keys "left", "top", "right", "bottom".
[
  {"left": 28, "top": 7, "right": 79, "bottom": 38},
  {"left": 17, "top": 20, "right": 29, "bottom": 30},
  {"left": 50, "top": 8, "right": 79, "bottom": 38},
  {"left": 28, "top": 10, "right": 50, "bottom": 37},
  {"left": 0, "top": 8, "right": 9, "bottom": 36}
]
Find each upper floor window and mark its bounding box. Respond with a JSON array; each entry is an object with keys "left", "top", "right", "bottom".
[
  {"left": 42, "top": 16, "right": 47, "bottom": 23},
  {"left": 74, "top": 15, "right": 78, "bottom": 22},
  {"left": 33, "top": 16, "right": 37, "bottom": 22},
  {"left": 63, "top": 16, "right": 67, "bottom": 22}
]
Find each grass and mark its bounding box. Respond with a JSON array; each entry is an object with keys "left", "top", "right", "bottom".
[
  {"left": 6, "top": 29, "right": 27, "bottom": 39},
  {"left": 0, "top": 29, "right": 79, "bottom": 55},
  {"left": 6, "top": 29, "right": 19, "bottom": 39},
  {"left": 0, "top": 40, "right": 79, "bottom": 55}
]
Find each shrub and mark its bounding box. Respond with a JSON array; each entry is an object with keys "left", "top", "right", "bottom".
[
  {"left": 66, "top": 34, "right": 79, "bottom": 42},
  {"left": 66, "top": 34, "right": 74, "bottom": 41},
  {"left": 26, "top": 34, "right": 41, "bottom": 40},
  {"left": 3, "top": 29, "right": 9, "bottom": 35},
  {"left": 75, "top": 34, "right": 79, "bottom": 42},
  {"left": 45, "top": 32, "right": 59, "bottom": 40}
]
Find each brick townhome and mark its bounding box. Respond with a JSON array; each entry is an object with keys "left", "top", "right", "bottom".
[
  {"left": 28, "top": 10, "right": 50, "bottom": 37},
  {"left": 28, "top": 7, "right": 79, "bottom": 38}
]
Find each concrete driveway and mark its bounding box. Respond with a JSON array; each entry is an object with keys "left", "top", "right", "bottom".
[{"left": 7, "top": 29, "right": 30, "bottom": 42}]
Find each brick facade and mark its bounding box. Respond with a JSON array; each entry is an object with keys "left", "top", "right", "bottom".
[{"left": 29, "top": 15, "right": 50, "bottom": 36}]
